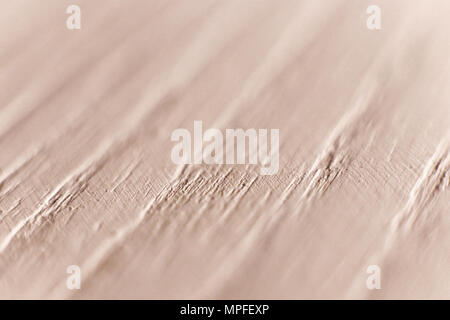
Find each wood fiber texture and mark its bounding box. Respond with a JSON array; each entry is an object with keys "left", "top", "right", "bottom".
[{"left": 0, "top": 0, "right": 449, "bottom": 299}]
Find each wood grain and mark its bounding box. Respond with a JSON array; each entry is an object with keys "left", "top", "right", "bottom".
[{"left": 0, "top": 0, "right": 449, "bottom": 299}]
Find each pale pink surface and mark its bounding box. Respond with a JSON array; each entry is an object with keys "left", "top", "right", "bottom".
[{"left": 0, "top": 0, "right": 449, "bottom": 299}]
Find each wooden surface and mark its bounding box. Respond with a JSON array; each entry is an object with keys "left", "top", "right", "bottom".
[{"left": 0, "top": 0, "right": 449, "bottom": 299}]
